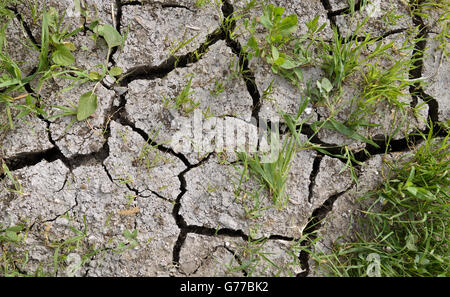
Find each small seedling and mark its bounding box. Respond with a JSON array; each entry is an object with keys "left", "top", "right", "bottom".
[
  {"left": 1, "top": 161, "right": 23, "bottom": 194},
  {"left": 210, "top": 78, "right": 225, "bottom": 96},
  {"left": 243, "top": 4, "right": 325, "bottom": 88},
  {"left": 162, "top": 75, "right": 200, "bottom": 114},
  {"left": 114, "top": 229, "right": 139, "bottom": 253}
]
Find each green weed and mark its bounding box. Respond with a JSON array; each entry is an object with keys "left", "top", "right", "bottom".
[
  {"left": 0, "top": 3, "right": 125, "bottom": 132},
  {"left": 237, "top": 134, "right": 296, "bottom": 209},
  {"left": 0, "top": 223, "right": 30, "bottom": 276},
  {"left": 162, "top": 75, "right": 200, "bottom": 114},
  {"left": 312, "top": 128, "right": 449, "bottom": 276},
  {"left": 243, "top": 3, "right": 325, "bottom": 87}
]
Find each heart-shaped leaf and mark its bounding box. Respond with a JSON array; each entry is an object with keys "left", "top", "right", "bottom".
[
  {"left": 95, "top": 24, "right": 123, "bottom": 49},
  {"left": 77, "top": 91, "right": 97, "bottom": 121},
  {"left": 52, "top": 44, "right": 75, "bottom": 66},
  {"left": 89, "top": 71, "right": 102, "bottom": 81},
  {"left": 109, "top": 66, "right": 123, "bottom": 77},
  {"left": 320, "top": 77, "right": 333, "bottom": 93}
]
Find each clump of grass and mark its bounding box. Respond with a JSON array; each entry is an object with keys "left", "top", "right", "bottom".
[
  {"left": 312, "top": 128, "right": 449, "bottom": 276},
  {"left": 0, "top": 223, "right": 32, "bottom": 276},
  {"left": 162, "top": 75, "right": 200, "bottom": 114},
  {"left": 319, "top": 18, "right": 395, "bottom": 91},
  {"left": 345, "top": 38, "right": 420, "bottom": 131},
  {"left": 243, "top": 3, "right": 325, "bottom": 88},
  {"left": 236, "top": 134, "right": 296, "bottom": 209}
]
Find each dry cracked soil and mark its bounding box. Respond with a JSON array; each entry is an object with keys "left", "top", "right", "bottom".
[{"left": 0, "top": 0, "right": 448, "bottom": 277}]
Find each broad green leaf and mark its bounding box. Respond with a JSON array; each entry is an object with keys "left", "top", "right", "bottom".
[
  {"left": 293, "top": 68, "right": 303, "bottom": 82},
  {"left": 321, "top": 77, "right": 333, "bottom": 93},
  {"left": 280, "top": 59, "right": 299, "bottom": 69},
  {"left": 95, "top": 24, "right": 123, "bottom": 49},
  {"left": 109, "top": 66, "right": 123, "bottom": 77},
  {"left": 273, "top": 5, "right": 285, "bottom": 17},
  {"left": 271, "top": 45, "right": 279, "bottom": 61},
  {"left": 278, "top": 14, "right": 298, "bottom": 36},
  {"left": 322, "top": 118, "right": 380, "bottom": 148},
  {"left": 274, "top": 56, "right": 285, "bottom": 66},
  {"left": 6, "top": 225, "right": 24, "bottom": 233},
  {"left": 89, "top": 71, "right": 102, "bottom": 81},
  {"left": 5, "top": 230, "right": 19, "bottom": 242},
  {"left": 271, "top": 65, "right": 279, "bottom": 74},
  {"left": 64, "top": 42, "right": 77, "bottom": 51},
  {"left": 247, "top": 35, "right": 258, "bottom": 50},
  {"left": 77, "top": 91, "right": 97, "bottom": 121},
  {"left": 259, "top": 14, "right": 272, "bottom": 30},
  {"left": 52, "top": 44, "right": 75, "bottom": 66},
  {"left": 406, "top": 186, "right": 418, "bottom": 196}
]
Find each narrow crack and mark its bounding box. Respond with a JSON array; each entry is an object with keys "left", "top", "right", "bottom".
[
  {"left": 340, "top": 28, "right": 409, "bottom": 44},
  {"left": 297, "top": 186, "right": 352, "bottom": 277},
  {"left": 224, "top": 30, "right": 261, "bottom": 121},
  {"left": 220, "top": 0, "right": 262, "bottom": 121},
  {"left": 114, "top": 108, "right": 192, "bottom": 168},
  {"left": 120, "top": 0, "right": 192, "bottom": 11},
  {"left": 320, "top": 0, "right": 340, "bottom": 35},
  {"left": 42, "top": 192, "right": 79, "bottom": 224},
  {"left": 117, "top": 28, "right": 225, "bottom": 86},
  {"left": 6, "top": 6, "right": 39, "bottom": 48},
  {"left": 223, "top": 245, "right": 247, "bottom": 277},
  {"left": 103, "top": 161, "right": 173, "bottom": 202},
  {"left": 307, "top": 154, "right": 324, "bottom": 203},
  {"left": 328, "top": 0, "right": 366, "bottom": 17},
  {"left": 408, "top": 0, "right": 440, "bottom": 125},
  {"left": 266, "top": 234, "right": 295, "bottom": 241},
  {"left": 109, "top": 0, "right": 122, "bottom": 65},
  {"left": 172, "top": 153, "right": 212, "bottom": 266}
]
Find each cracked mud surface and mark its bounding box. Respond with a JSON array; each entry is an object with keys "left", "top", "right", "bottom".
[{"left": 0, "top": 0, "right": 448, "bottom": 276}]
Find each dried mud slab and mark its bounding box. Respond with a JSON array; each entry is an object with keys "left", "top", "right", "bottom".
[
  {"left": 0, "top": 115, "right": 53, "bottom": 159},
  {"left": 69, "top": 164, "right": 179, "bottom": 277},
  {"left": 85, "top": 189, "right": 180, "bottom": 276},
  {"left": 0, "top": 160, "right": 72, "bottom": 226},
  {"left": 179, "top": 142, "right": 353, "bottom": 239},
  {"left": 335, "top": 0, "right": 413, "bottom": 37},
  {"left": 178, "top": 234, "right": 244, "bottom": 276},
  {"left": 124, "top": 40, "right": 253, "bottom": 162},
  {"left": 250, "top": 57, "right": 322, "bottom": 123},
  {"left": 104, "top": 121, "right": 186, "bottom": 200},
  {"left": 46, "top": 83, "right": 115, "bottom": 157},
  {"left": 115, "top": 0, "right": 223, "bottom": 71},
  {"left": 422, "top": 34, "right": 449, "bottom": 123},
  {"left": 328, "top": 0, "right": 351, "bottom": 11}
]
